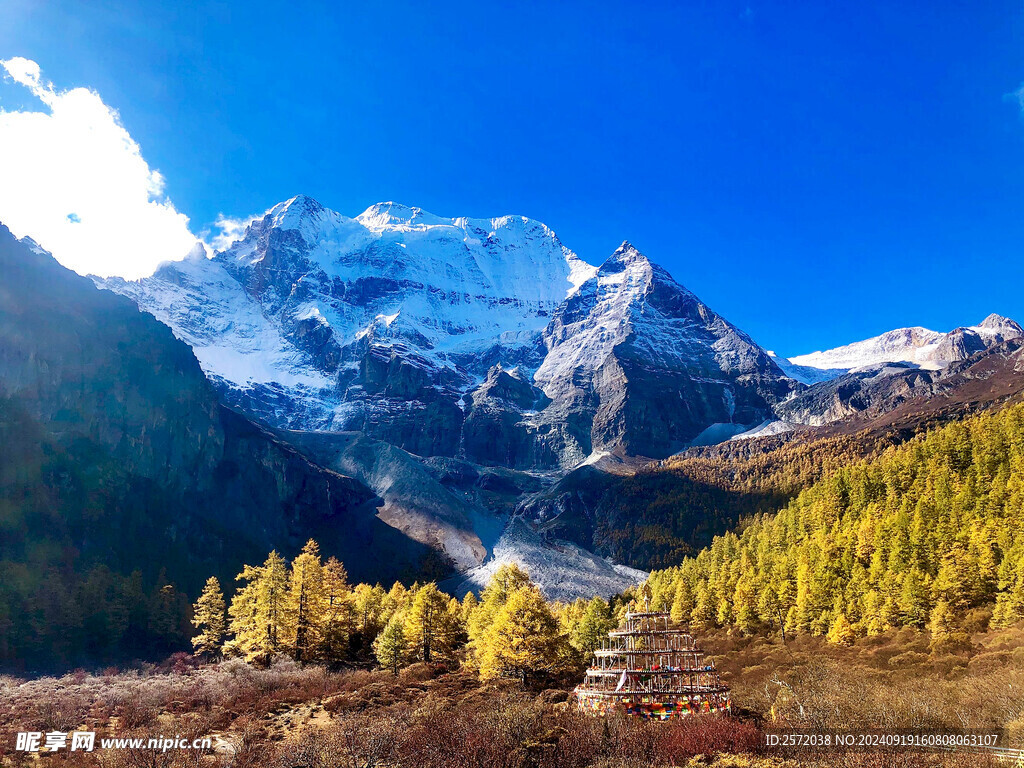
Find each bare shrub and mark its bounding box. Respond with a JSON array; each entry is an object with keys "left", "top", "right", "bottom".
[
  {"left": 115, "top": 693, "right": 159, "bottom": 729},
  {"left": 37, "top": 691, "right": 92, "bottom": 731}
]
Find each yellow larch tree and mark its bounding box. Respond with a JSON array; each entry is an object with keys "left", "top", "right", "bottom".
[
  {"left": 226, "top": 551, "right": 289, "bottom": 664},
  {"left": 285, "top": 539, "right": 325, "bottom": 662},
  {"left": 318, "top": 556, "right": 355, "bottom": 662},
  {"left": 477, "top": 584, "right": 570, "bottom": 684},
  {"left": 403, "top": 583, "right": 457, "bottom": 664},
  {"left": 191, "top": 576, "right": 226, "bottom": 659}
]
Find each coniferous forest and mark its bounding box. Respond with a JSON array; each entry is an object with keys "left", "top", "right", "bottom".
[
  {"left": 190, "top": 546, "right": 609, "bottom": 688},
  {"left": 644, "top": 403, "right": 1024, "bottom": 642},
  {"left": 183, "top": 401, "right": 1024, "bottom": 677}
]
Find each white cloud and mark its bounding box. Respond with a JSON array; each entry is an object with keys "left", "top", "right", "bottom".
[
  {"left": 204, "top": 212, "right": 260, "bottom": 253},
  {"left": 0, "top": 57, "right": 202, "bottom": 278},
  {"left": 1012, "top": 83, "right": 1024, "bottom": 113}
]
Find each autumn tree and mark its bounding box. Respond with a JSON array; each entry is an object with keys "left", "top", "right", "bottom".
[
  {"left": 477, "top": 585, "right": 571, "bottom": 684},
  {"left": 928, "top": 599, "right": 957, "bottom": 649},
  {"left": 286, "top": 540, "right": 325, "bottom": 662},
  {"left": 319, "top": 556, "right": 355, "bottom": 662},
  {"left": 226, "top": 551, "right": 289, "bottom": 664},
  {"left": 992, "top": 555, "right": 1024, "bottom": 629},
  {"left": 670, "top": 580, "right": 694, "bottom": 624},
  {"left": 468, "top": 563, "right": 532, "bottom": 655},
  {"left": 827, "top": 612, "right": 855, "bottom": 645},
  {"left": 352, "top": 582, "right": 387, "bottom": 644},
  {"left": 460, "top": 591, "right": 479, "bottom": 625},
  {"left": 570, "top": 597, "right": 614, "bottom": 659},
  {"left": 191, "top": 576, "right": 226, "bottom": 658},
  {"left": 404, "top": 583, "right": 457, "bottom": 663}
]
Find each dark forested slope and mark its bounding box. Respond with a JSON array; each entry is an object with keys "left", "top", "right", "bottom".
[{"left": 0, "top": 225, "right": 430, "bottom": 667}]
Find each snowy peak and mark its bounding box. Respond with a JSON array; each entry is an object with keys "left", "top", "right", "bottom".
[
  {"left": 99, "top": 197, "right": 606, "bottom": 433},
  {"left": 780, "top": 314, "right": 1024, "bottom": 383},
  {"left": 591, "top": 241, "right": 687, "bottom": 303},
  {"left": 263, "top": 194, "right": 335, "bottom": 241},
  {"left": 539, "top": 243, "right": 664, "bottom": 366},
  {"left": 597, "top": 242, "right": 653, "bottom": 286},
  {"left": 218, "top": 196, "right": 594, "bottom": 304},
  {"left": 600, "top": 241, "right": 658, "bottom": 276},
  {"left": 273, "top": 193, "right": 326, "bottom": 219},
  {"left": 975, "top": 313, "right": 1023, "bottom": 337},
  {"left": 609, "top": 240, "right": 645, "bottom": 262},
  {"left": 356, "top": 201, "right": 447, "bottom": 231},
  {"left": 532, "top": 240, "right": 797, "bottom": 459}
]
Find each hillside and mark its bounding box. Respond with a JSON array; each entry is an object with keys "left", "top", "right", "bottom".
[
  {"left": 644, "top": 402, "right": 1024, "bottom": 638},
  {"left": 0, "top": 225, "right": 433, "bottom": 668},
  {"left": 517, "top": 335, "right": 1024, "bottom": 573}
]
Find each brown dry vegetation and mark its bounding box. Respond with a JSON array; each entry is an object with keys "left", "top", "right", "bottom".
[
  {"left": 2, "top": 626, "right": 1020, "bottom": 768},
  {"left": 0, "top": 660, "right": 764, "bottom": 768},
  {"left": 704, "top": 623, "right": 1024, "bottom": 741}
]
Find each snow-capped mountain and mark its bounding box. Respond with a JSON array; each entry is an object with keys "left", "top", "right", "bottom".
[
  {"left": 80, "top": 194, "right": 1024, "bottom": 594},
  {"left": 773, "top": 314, "right": 1023, "bottom": 384},
  {"left": 96, "top": 195, "right": 805, "bottom": 580},
  {"left": 761, "top": 314, "right": 1024, "bottom": 430},
  {"left": 102, "top": 196, "right": 594, "bottom": 435},
  {"left": 101, "top": 196, "right": 795, "bottom": 469},
  {"left": 527, "top": 242, "right": 799, "bottom": 459}
]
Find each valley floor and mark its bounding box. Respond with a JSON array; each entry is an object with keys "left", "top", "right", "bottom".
[{"left": 2, "top": 624, "right": 1022, "bottom": 767}]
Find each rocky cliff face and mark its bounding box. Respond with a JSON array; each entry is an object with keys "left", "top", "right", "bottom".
[
  {"left": 278, "top": 430, "right": 491, "bottom": 571},
  {"left": 0, "top": 224, "right": 431, "bottom": 595},
  {"left": 530, "top": 243, "right": 798, "bottom": 461},
  {"left": 777, "top": 337, "right": 1024, "bottom": 429}
]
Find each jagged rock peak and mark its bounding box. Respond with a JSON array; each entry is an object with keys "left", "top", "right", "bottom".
[
  {"left": 599, "top": 241, "right": 654, "bottom": 274},
  {"left": 607, "top": 240, "right": 649, "bottom": 264},
  {"left": 596, "top": 241, "right": 688, "bottom": 298},
  {"left": 251, "top": 194, "right": 339, "bottom": 247},
  {"left": 182, "top": 241, "right": 210, "bottom": 261},
  {"left": 268, "top": 193, "right": 327, "bottom": 222},
  {"left": 977, "top": 313, "right": 1023, "bottom": 334}
]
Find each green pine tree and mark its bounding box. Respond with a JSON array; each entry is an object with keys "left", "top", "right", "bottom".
[{"left": 374, "top": 615, "right": 407, "bottom": 674}]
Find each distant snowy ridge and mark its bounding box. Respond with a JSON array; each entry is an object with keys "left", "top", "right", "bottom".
[{"left": 774, "top": 314, "right": 1023, "bottom": 383}]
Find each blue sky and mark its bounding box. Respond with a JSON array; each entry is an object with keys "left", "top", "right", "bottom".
[{"left": 2, "top": 1, "right": 1024, "bottom": 357}]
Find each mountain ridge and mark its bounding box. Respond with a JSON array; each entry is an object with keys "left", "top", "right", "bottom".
[
  {"left": 99, "top": 195, "right": 796, "bottom": 468},
  {"left": 0, "top": 223, "right": 441, "bottom": 665},
  {"left": 774, "top": 314, "right": 1022, "bottom": 384}
]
